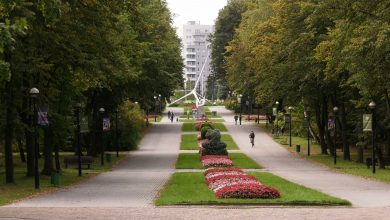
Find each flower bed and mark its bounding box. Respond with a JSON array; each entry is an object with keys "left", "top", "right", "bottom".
[
  {"left": 201, "top": 155, "right": 233, "bottom": 167},
  {"left": 204, "top": 167, "right": 280, "bottom": 199}
]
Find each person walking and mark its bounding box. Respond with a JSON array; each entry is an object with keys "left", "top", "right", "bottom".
[
  {"left": 168, "top": 111, "right": 171, "bottom": 119},
  {"left": 234, "top": 115, "right": 238, "bottom": 125},
  {"left": 249, "top": 131, "right": 255, "bottom": 147},
  {"left": 170, "top": 112, "right": 174, "bottom": 123}
]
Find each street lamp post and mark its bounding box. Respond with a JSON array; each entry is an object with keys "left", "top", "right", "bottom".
[
  {"left": 304, "top": 111, "right": 310, "bottom": 156},
  {"left": 99, "top": 107, "right": 105, "bottom": 166},
  {"left": 159, "top": 94, "right": 162, "bottom": 114},
  {"left": 275, "top": 101, "right": 279, "bottom": 136},
  {"left": 115, "top": 109, "right": 119, "bottom": 157},
  {"left": 369, "top": 101, "right": 376, "bottom": 174},
  {"left": 74, "top": 103, "right": 82, "bottom": 176},
  {"left": 288, "top": 106, "right": 293, "bottom": 147},
  {"left": 257, "top": 104, "right": 260, "bottom": 124},
  {"left": 154, "top": 95, "right": 157, "bottom": 122},
  {"left": 333, "top": 106, "right": 339, "bottom": 164},
  {"left": 29, "top": 88, "right": 40, "bottom": 189},
  {"left": 238, "top": 94, "right": 243, "bottom": 125}
]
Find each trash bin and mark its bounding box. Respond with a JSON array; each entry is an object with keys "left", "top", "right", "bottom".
[
  {"left": 296, "top": 145, "right": 301, "bottom": 153},
  {"left": 51, "top": 171, "right": 60, "bottom": 187},
  {"left": 105, "top": 153, "right": 112, "bottom": 163}
]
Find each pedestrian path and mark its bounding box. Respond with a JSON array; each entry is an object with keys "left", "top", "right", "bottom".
[
  {"left": 8, "top": 108, "right": 183, "bottom": 208},
  {"left": 210, "top": 106, "right": 390, "bottom": 207}
]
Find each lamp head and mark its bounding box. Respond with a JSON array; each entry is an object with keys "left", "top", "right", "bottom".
[
  {"left": 29, "top": 88, "right": 40, "bottom": 98},
  {"left": 275, "top": 101, "right": 279, "bottom": 105},
  {"left": 99, "top": 108, "right": 105, "bottom": 113},
  {"left": 75, "top": 103, "right": 82, "bottom": 109},
  {"left": 288, "top": 106, "right": 293, "bottom": 110},
  {"left": 369, "top": 101, "right": 376, "bottom": 109},
  {"left": 333, "top": 106, "right": 339, "bottom": 113}
]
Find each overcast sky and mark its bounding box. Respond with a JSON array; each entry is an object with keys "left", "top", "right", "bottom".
[{"left": 166, "top": 0, "right": 228, "bottom": 36}]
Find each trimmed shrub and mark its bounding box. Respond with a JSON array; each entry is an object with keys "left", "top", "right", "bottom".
[
  {"left": 201, "top": 129, "right": 228, "bottom": 155},
  {"left": 201, "top": 126, "right": 211, "bottom": 139}
]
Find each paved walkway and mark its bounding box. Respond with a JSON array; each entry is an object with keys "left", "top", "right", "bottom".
[
  {"left": 1, "top": 207, "right": 390, "bottom": 220},
  {"left": 7, "top": 107, "right": 183, "bottom": 208},
  {"left": 210, "top": 106, "right": 390, "bottom": 207}
]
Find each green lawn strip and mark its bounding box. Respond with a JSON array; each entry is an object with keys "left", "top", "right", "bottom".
[
  {"left": 180, "top": 134, "right": 199, "bottom": 150},
  {"left": 258, "top": 124, "right": 390, "bottom": 183},
  {"left": 181, "top": 122, "right": 227, "bottom": 132},
  {"left": 180, "top": 119, "right": 225, "bottom": 123},
  {"left": 221, "top": 134, "right": 239, "bottom": 150},
  {"left": 180, "top": 134, "right": 239, "bottom": 150},
  {"left": 213, "top": 123, "right": 227, "bottom": 131},
  {"left": 176, "top": 153, "right": 261, "bottom": 169},
  {"left": 155, "top": 172, "right": 350, "bottom": 206},
  {"left": 182, "top": 122, "right": 196, "bottom": 131},
  {"left": 0, "top": 153, "right": 125, "bottom": 206},
  {"left": 180, "top": 115, "right": 222, "bottom": 119}
]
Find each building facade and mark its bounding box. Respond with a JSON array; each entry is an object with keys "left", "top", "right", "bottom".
[{"left": 182, "top": 21, "right": 214, "bottom": 95}]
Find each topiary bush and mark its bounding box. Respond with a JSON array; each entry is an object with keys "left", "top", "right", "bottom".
[
  {"left": 201, "top": 129, "right": 228, "bottom": 155},
  {"left": 201, "top": 126, "right": 211, "bottom": 139}
]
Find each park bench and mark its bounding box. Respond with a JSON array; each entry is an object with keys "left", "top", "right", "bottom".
[
  {"left": 64, "top": 155, "right": 93, "bottom": 169},
  {"left": 366, "top": 157, "right": 390, "bottom": 169}
]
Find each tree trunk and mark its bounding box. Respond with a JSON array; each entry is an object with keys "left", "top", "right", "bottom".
[
  {"left": 4, "top": 80, "right": 15, "bottom": 183},
  {"left": 54, "top": 144, "right": 61, "bottom": 172},
  {"left": 41, "top": 127, "right": 53, "bottom": 176},
  {"left": 340, "top": 102, "right": 350, "bottom": 160},
  {"left": 25, "top": 128, "right": 34, "bottom": 176},
  {"left": 17, "top": 138, "right": 26, "bottom": 163},
  {"left": 385, "top": 90, "right": 390, "bottom": 156},
  {"left": 314, "top": 98, "right": 327, "bottom": 154}
]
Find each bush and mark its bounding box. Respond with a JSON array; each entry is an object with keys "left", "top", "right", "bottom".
[
  {"left": 201, "top": 126, "right": 211, "bottom": 139},
  {"left": 201, "top": 129, "right": 228, "bottom": 155},
  {"left": 225, "top": 99, "right": 239, "bottom": 113},
  {"left": 117, "top": 100, "right": 146, "bottom": 150}
]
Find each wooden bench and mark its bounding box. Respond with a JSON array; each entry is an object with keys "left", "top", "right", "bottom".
[
  {"left": 64, "top": 155, "right": 93, "bottom": 169},
  {"left": 366, "top": 157, "right": 390, "bottom": 168}
]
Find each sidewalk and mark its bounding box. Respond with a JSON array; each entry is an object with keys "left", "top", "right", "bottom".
[
  {"left": 7, "top": 109, "right": 183, "bottom": 207},
  {"left": 210, "top": 106, "right": 390, "bottom": 207}
]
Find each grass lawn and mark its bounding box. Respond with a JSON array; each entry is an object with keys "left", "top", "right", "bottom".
[
  {"left": 0, "top": 153, "right": 125, "bottom": 206},
  {"left": 179, "top": 119, "right": 225, "bottom": 123},
  {"left": 176, "top": 153, "right": 261, "bottom": 169},
  {"left": 180, "top": 115, "right": 222, "bottom": 119},
  {"left": 180, "top": 134, "right": 239, "bottom": 150},
  {"left": 181, "top": 122, "right": 227, "bottom": 132},
  {"left": 155, "top": 172, "right": 350, "bottom": 206},
  {"left": 258, "top": 124, "right": 390, "bottom": 183}
]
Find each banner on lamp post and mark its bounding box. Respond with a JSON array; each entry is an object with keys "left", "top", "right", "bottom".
[
  {"left": 272, "top": 107, "right": 277, "bottom": 116},
  {"left": 103, "top": 117, "right": 111, "bottom": 131},
  {"left": 363, "top": 114, "right": 372, "bottom": 132},
  {"left": 328, "top": 118, "right": 335, "bottom": 130},
  {"left": 37, "top": 106, "right": 49, "bottom": 127},
  {"left": 285, "top": 114, "right": 291, "bottom": 123},
  {"left": 80, "top": 116, "right": 89, "bottom": 133}
]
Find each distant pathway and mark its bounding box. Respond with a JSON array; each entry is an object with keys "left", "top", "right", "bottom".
[
  {"left": 8, "top": 107, "right": 183, "bottom": 208},
  {"left": 210, "top": 106, "right": 390, "bottom": 207}
]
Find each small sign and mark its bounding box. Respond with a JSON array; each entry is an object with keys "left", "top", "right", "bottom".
[
  {"left": 38, "top": 106, "right": 49, "bottom": 127},
  {"left": 80, "top": 117, "right": 89, "bottom": 133},
  {"left": 272, "top": 107, "right": 277, "bottom": 116},
  {"left": 363, "top": 114, "right": 372, "bottom": 132},
  {"left": 103, "top": 117, "right": 111, "bottom": 131}
]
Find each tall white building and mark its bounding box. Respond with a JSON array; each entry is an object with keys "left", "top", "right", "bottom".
[{"left": 182, "top": 21, "right": 214, "bottom": 95}]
